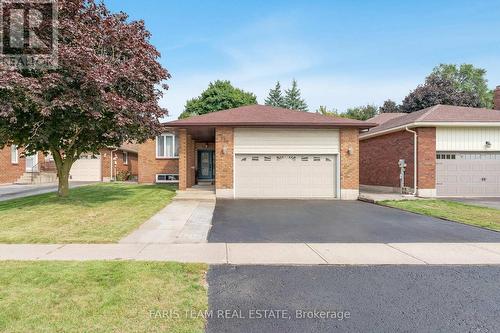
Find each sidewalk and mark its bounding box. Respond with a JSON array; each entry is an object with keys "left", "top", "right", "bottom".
[{"left": 1, "top": 243, "right": 500, "bottom": 265}]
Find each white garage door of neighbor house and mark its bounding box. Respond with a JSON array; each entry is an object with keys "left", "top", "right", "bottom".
[
  {"left": 235, "top": 154, "right": 337, "bottom": 198},
  {"left": 436, "top": 152, "right": 500, "bottom": 197},
  {"left": 70, "top": 154, "right": 102, "bottom": 181}
]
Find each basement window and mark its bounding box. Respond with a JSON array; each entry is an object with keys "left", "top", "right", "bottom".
[{"left": 156, "top": 174, "right": 179, "bottom": 183}]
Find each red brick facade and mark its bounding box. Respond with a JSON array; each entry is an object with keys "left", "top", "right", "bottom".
[
  {"left": 0, "top": 147, "right": 45, "bottom": 184},
  {"left": 340, "top": 128, "right": 360, "bottom": 190},
  {"left": 215, "top": 127, "right": 234, "bottom": 191},
  {"left": 138, "top": 139, "right": 178, "bottom": 184},
  {"left": 360, "top": 130, "right": 415, "bottom": 188},
  {"left": 101, "top": 148, "right": 138, "bottom": 181},
  {"left": 494, "top": 86, "right": 500, "bottom": 110},
  {"left": 416, "top": 127, "right": 436, "bottom": 190},
  {"left": 360, "top": 127, "right": 436, "bottom": 192}
]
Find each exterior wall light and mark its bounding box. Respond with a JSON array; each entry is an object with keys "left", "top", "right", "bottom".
[{"left": 485, "top": 141, "right": 492, "bottom": 148}]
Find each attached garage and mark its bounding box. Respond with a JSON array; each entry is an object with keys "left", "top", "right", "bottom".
[
  {"left": 436, "top": 152, "right": 500, "bottom": 197},
  {"left": 234, "top": 128, "right": 339, "bottom": 198},
  {"left": 69, "top": 154, "right": 102, "bottom": 181}
]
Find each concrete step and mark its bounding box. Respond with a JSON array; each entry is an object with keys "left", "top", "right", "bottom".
[{"left": 174, "top": 191, "right": 216, "bottom": 201}]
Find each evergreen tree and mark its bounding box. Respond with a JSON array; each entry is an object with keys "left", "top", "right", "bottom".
[
  {"left": 264, "top": 81, "right": 285, "bottom": 107},
  {"left": 284, "top": 79, "right": 308, "bottom": 111}
]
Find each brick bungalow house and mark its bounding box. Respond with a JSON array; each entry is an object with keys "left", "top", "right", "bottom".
[
  {"left": 360, "top": 88, "right": 500, "bottom": 197},
  {"left": 138, "top": 105, "right": 375, "bottom": 200},
  {"left": 0, "top": 145, "right": 138, "bottom": 184}
]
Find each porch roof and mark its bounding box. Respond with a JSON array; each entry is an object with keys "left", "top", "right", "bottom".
[{"left": 165, "top": 105, "right": 376, "bottom": 129}]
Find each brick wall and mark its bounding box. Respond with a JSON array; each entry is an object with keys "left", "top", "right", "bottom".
[
  {"left": 359, "top": 127, "right": 436, "bottom": 192},
  {"left": 360, "top": 130, "right": 415, "bottom": 188},
  {"left": 417, "top": 127, "right": 436, "bottom": 189},
  {"left": 101, "top": 148, "right": 139, "bottom": 180},
  {"left": 186, "top": 134, "right": 196, "bottom": 188},
  {"left": 340, "top": 128, "right": 360, "bottom": 190},
  {"left": 215, "top": 127, "right": 233, "bottom": 190},
  {"left": 0, "top": 146, "right": 26, "bottom": 184},
  {"left": 138, "top": 139, "right": 179, "bottom": 184},
  {"left": 494, "top": 86, "right": 500, "bottom": 110}
]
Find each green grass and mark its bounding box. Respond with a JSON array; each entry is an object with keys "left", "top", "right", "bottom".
[
  {"left": 0, "top": 183, "right": 177, "bottom": 243},
  {"left": 0, "top": 261, "right": 207, "bottom": 333},
  {"left": 381, "top": 199, "right": 500, "bottom": 231}
]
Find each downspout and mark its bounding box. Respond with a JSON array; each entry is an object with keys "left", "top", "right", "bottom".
[
  {"left": 405, "top": 127, "right": 417, "bottom": 196},
  {"left": 110, "top": 148, "right": 118, "bottom": 181}
]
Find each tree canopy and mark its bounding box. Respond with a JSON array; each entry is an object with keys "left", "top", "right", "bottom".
[
  {"left": 379, "top": 100, "right": 401, "bottom": 113},
  {"left": 0, "top": 0, "right": 169, "bottom": 196},
  {"left": 264, "top": 81, "right": 285, "bottom": 108},
  {"left": 431, "top": 64, "right": 493, "bottom": 108},
  {"left": 399, "top": 63, "right": 492, "bottom": 113},
  {"left": 343, "top": 105, "right": 378, "bottom": 120},
  {"left": 283, "top": 79, "right": 308, "bottom": 111},
  {"left": 179, "top": 80, "right": 257, "bottom": 119}
]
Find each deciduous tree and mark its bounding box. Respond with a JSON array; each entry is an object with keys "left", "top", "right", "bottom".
[
  {"left": 0, "top": 0, "right": 170, "bottom": 196},
  {"left": 179, "top": 80, "right": 256, "bottom": 119}
]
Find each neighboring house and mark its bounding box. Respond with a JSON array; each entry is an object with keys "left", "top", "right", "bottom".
[
  {"left": 360, "top": 91, "right": 500, "bottom": 197},
  {"left": 138, "top": 105, "right": 375, "bottom": 200},
  {"left": 0, "top": 145, "right": 138, "bottom": 184}
]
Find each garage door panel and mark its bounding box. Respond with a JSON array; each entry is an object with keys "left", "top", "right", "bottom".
[
  {"left": 70, "top": 154, "right": 101, "bottom": 182},
  {"left": 436, "top": 152, "right": 500, "bottom": 197},
  {"left": 235, "top": 154, "right": 336, "bottom": 198}
]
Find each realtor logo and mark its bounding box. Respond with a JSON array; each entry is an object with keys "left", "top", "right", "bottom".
[{"left": 0, "top": 0, "right": 58, "bottom": 69}]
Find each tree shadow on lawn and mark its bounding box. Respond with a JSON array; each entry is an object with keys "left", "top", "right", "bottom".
[{"left": 0, "top": 183, "right": 177, "bottom": 211}]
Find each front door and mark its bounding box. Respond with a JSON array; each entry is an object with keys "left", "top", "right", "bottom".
[
  {"left": 197, "top": 150, "right": 214, "bottom": 180},
  {"left": 25, "top": 154, "right": 38, "bottom": 172}
]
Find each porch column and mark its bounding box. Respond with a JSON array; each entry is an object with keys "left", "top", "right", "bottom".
[
  {"left": 178, "top": 129, "right": 188, "bottom": 190},
  {"left": 187, "top": 134, "right": 196, "bottom": 188}
]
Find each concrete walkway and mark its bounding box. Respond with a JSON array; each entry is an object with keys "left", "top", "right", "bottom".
[
  {"left": 119, "top": 197, "right": 215, "bottom": 244},
  {"left": 2, "top": 243, "right": 500, "bottom": 265}
]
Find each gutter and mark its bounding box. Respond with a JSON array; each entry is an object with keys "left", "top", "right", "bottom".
[{"left": 405, "top": 127, "right": 417, "bottom": 196}]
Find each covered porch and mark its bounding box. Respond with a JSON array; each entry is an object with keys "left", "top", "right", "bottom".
[{"left": 176, "top": 126, "right": 233, "bottom": 197}]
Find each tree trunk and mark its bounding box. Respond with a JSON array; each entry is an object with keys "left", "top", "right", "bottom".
[
  {"left": 54, "top": 156, "right": 73, "bottom": 197},
  {"left": 58, "top": 164, "right": 70, "bottom": 197}
]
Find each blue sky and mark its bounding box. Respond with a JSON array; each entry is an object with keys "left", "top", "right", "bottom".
[{"left": 104, "top": 0, "right": 500, "bottom": 120}]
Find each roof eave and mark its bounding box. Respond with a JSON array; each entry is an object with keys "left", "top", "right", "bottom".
[
  {"left": 360, "top": 121, "right": 500, "bottom": 140},
  {"left": 165, "top": 122, "right": 377, "bottom": 129}
]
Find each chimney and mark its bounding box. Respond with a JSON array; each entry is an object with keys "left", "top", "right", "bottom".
[{"left": 495, "top": 86, "right": 500, "bottom": 110}]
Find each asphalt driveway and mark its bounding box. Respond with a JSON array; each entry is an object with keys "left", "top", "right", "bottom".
[
  {"left": 207, "top": 265, "right": 500, "bottom": 333},
  {"left": 208, "top": 199, "right": 500, "bottom": 243}
]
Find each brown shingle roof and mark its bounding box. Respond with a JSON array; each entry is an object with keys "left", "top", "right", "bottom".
[
  {"left": 361, "top": 105, "right": 500, "bottom": 138},
  {"left": 166, "top": 105, "right": 376, "bottom": 128},
  {"left": 367, "top": 113, "right": 406, "bottom": 125}
]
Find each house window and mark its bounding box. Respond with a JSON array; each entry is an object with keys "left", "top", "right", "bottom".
[
  {"left": 156, "top": 134, "right": 179, "bottom": 158},
  {"left": 11, "top": 145, "right": 18, "bottom": 164},
  {"left": 123, "top": 151, "right": 128, "bottom": 165},
  {"left": 156, "top": 174, "right": 179, "bottom": 183}
]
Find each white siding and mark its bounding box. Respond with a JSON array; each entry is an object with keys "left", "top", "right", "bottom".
[
  {"left": 234, "top": 128, "right": 339, "bottom": 154},
  {"left": 436, "top": 127, "right": 500, "bottom": 151}
]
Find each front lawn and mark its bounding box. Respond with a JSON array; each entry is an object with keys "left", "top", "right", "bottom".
[
  {"left": 0, "top": 183, "right": 176, "bottom": 243},
  {"left": 381, "top": 199, "right": 500, "bottom": 231},
  {"left": 0, "top": 261, "right": 207, "bottom": 333}
]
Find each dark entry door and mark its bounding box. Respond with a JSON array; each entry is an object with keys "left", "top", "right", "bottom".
[{"left": 198, "top": 150, "right": 214, "bottom": 180}]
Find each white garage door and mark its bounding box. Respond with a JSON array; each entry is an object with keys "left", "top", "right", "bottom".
[
  {"left": 70, "top": 154, "right": 102, "bottom": 181},
  {"left": 436, "top": 152, "right": 500, "bottom": 197},
  {"left": 235, "top": 154, "right": 337, "bottom": 198}
]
